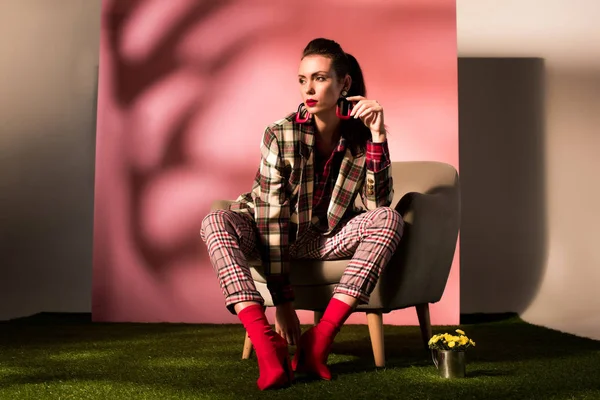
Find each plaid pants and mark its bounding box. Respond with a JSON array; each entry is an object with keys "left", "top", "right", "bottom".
[{"left": 200, "top": 207, "right": 403, "bottom": 312}]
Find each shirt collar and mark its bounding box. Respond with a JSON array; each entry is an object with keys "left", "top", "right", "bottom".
[{"left": 335, "top": 136, "right": 347, "bottom": 153}]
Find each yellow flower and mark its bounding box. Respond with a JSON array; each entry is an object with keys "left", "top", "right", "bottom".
[
  {"left": 429, "top": 335, "right": 442, "bottom": 345},
  {"left": 430, "top": 331, "right": 477, "bottom": 350}
]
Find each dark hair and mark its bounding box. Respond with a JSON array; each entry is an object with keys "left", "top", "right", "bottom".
[{"left": 301, "top": 38, "right": 371, "bottom": 155}]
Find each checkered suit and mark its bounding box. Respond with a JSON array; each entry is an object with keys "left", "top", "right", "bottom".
[{"left": 201, "top": 112, "right": 400, "bottom": 310}]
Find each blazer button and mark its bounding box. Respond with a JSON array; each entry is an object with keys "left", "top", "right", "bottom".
[{"left": 367, "top": 178, "right": 374, "bottom": 184}]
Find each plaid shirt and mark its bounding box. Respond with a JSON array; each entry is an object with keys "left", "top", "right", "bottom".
[
  {"left": 230, "top": 113, "right": 394, "bottom": 304},
  {"left": 312, "top": 138, "right": 390, "bottom": 231}
]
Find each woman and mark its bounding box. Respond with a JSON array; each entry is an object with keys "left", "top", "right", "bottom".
[{"left": 201, "top": 38, "right": 403, "bottom": 390}]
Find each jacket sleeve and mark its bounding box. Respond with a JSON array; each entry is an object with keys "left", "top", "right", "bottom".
[
  {"left": 361, "top": 139, "right": 394, "bottom": 210},
  {"left": 251, "top": 126, "right": 294, "bottom": 305}
]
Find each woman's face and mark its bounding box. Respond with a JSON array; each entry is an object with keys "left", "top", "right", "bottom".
[{"left": 298, "top": 55, "right": 349, "bottom": 115}]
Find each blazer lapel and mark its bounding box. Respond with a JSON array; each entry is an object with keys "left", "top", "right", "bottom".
[
  {"left": 326, "top": 148, "right": 366, "bottom": 233},
  {"left": 296, "top": 123, "right": 315, "bottom": 236}
]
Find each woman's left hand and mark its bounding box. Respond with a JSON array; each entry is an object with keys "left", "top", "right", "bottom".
[{"left": 346, "top": 96, "right": 386, "bottom": 140}]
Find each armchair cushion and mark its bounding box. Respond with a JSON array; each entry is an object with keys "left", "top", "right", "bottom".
[{"left": 249, "top": 259, "right": 350, "bottom": 286}]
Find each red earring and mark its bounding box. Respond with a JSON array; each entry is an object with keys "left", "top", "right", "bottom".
[
  {"left": 295, "top": 103, "right": 310, "bottom": 124},
  {"left": 336, "top": 90, "right": 352, "bottom": 120}
]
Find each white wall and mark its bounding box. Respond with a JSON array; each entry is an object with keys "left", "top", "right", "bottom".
[
  {"left": 0, "top": 0, "right": 100, "bottom": 320},
  {"left": 458, "top": 0, "right": 600, "bottom": 339}
]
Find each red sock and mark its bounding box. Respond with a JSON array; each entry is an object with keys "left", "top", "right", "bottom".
[
  {"left": 292, "top": 298, "right": 353, "bottom": 380},
  {"left": 238, "top": 305, "right": 292, "bottom": 390},
  {"left": 319, "top": 298, "right": 354, "bottom": 338}
]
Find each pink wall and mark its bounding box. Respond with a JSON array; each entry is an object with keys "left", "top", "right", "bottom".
[{"left": 93, "top": 0, "right": 458, "bottom": 325}]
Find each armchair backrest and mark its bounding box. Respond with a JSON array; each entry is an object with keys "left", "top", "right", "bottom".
[{"left": 389, "top": 161, "right": 459, "bottom": 208}]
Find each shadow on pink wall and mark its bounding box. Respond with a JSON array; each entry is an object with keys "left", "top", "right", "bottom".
[{"left": 93, "top": 0, "right": 458, "bottom": 325}]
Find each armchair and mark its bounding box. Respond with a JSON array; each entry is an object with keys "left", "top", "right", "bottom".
[{"left": 210, "top": 161, "right": 460, "bottom": 367}]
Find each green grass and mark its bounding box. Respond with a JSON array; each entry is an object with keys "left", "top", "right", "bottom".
[{"left": 1, "top": 314, "right": 599, "bottom": 399}]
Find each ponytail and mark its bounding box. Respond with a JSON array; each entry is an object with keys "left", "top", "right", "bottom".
[
  {"left": 342, "top": 52, "right": 370, "bottom": 155},
  {"left": 344, "top": 53, "right": 366, "bottom": 98}
]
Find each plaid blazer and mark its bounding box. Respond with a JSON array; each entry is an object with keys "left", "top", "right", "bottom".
[{"left": 230, "top": 112, "right": 394, "bottom": 302}]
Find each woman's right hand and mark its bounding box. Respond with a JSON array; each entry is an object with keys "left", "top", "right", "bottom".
[{"left": 275, "top": 302, "right": 301, "bottom": 346}]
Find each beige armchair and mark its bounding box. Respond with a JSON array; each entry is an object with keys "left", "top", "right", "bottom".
[{"left": 211, "top": 161, "right": 460, "bottom": 367}]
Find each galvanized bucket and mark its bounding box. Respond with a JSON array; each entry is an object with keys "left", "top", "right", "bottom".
[{"left": 432, "top": 349, "right": 466, "bottom": 378}]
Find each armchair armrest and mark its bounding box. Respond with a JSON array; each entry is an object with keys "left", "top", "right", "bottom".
[
  {"left": 210, "top": 200, "right": 234, "bottom": 212},
  {"left": 374, "top": 185, "right": 460, "bottom": 309}
]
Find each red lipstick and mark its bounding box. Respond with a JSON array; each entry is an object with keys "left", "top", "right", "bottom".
[{"left": 305, "top": 99, "right": 318, "bottom": 107}]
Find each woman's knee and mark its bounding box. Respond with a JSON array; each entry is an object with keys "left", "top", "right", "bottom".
[
  {"left": 371, "top": 207, "right": 404, "bottom": 233},
  {"left": 200, "top": 209, "right": 234, "bottom": 240}
]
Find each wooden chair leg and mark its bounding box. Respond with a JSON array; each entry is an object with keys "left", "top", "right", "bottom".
[
  {"left": 314, "top": 311, "right": 324, "bottom": 325},
  {"left": 242, "top": 331, "right": 253, "bottom": 359},
  {"left": 415, "top": 303, "right": 432, "bottom": 351},
  {"left": 366, "top": 311, "right": 385, "bottom": 368}
]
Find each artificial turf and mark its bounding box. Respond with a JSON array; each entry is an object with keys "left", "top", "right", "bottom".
[{"left": 1, "top": 314, "right": 599, "bottom": 399}]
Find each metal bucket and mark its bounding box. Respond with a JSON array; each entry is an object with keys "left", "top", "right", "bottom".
[{"left": 432, "top": 349, "right": 466, "bottom": 378}]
